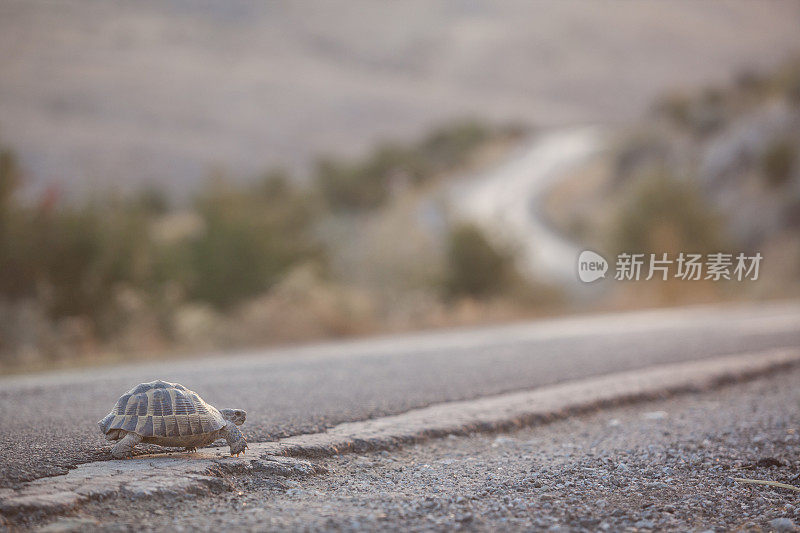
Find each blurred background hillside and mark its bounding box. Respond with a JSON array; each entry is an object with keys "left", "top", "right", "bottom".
[{"left": 0, "top": 1, "right": 799, "bottom": 372}]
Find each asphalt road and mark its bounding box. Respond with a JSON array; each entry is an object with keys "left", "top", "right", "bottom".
[
  {"left": 84, "top": 362, "right": 800, "bottom": 532},
  {"left": 1, "top": 302, "right": 799, "bottom": 485}
]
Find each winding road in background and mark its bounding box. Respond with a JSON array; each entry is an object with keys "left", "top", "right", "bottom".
[
  {"left": 452, "top": 127, "right": 605, "bottom": 284},
  {"left": 1, "top": 301, "right": 799, "bottom": 485}
]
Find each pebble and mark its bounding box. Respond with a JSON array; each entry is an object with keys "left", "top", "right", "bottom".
[
  {"left": 491, "top": 437, "right": 517, "bottom": 447},
  {"left": 38, "top": 518, "right": 99, "bottom": 532},
  {"left": 769, "top": 518, "right": 798, "bottom": 532}
]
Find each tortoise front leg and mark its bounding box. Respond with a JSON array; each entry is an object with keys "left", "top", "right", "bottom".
[
  {"left": 221, "top": 422, "right": 247, "bottom": 456},
  {"left": 111, "top": 432, "right": 142, "bottom": 459}
]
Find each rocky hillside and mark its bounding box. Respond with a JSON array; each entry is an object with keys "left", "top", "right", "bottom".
[{"left": 546, "top": 59, "right": 800, "bottom": 301}]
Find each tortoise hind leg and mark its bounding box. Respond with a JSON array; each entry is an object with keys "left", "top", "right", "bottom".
[
  {"left": 185, "top": 446, "right": 198, "bottom": 453},
  {"left": 111, "top": 432, "right": 142, "bottom": 459}
]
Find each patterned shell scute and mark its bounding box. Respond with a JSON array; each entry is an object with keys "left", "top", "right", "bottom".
[{"left": 98, "top": 380, "right": 225, "bottom": 438}]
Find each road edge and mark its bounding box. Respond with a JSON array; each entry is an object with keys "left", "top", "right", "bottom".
[{"left": 2, "top": 348, "right": 798, "bottom": 525}]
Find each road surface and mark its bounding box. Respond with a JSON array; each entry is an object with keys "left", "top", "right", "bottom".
[
  {"left": 66, "top": 363, "right": 800, "bottom": 531},
  {"left": 1, "top": 301, "right": 799, "bottom": 486}
]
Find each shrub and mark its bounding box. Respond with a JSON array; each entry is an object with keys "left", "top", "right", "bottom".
[
  {"left": 173, "top": 177, "right": 323, "bottom": 309},
  {"left": 608, "top": 171, "right": 728, "bottom": 256},
  {"left": 761, "top": 138, "right": 797, "bottom": 187},
  {"left": 0, "top": 200, "right": 151, "bottom": 337},
  {"left": 656, "top": 92, "right": 692, "bottom": 127},
  {"left": 0, "top": 148, "right": 19, "bottom": 207},
  {"left": 36, "top": 204, "right": 151, "bottom": 329},
  {"left": 316, "top": 119, "right": 497, "bottom": 211},
  {"left": 0, "top": 149, "right": 35, "bottom": 299},
  {"left": 655, "top": 90, "right": 725, "bottom": 136},
  {"left": 418, "top": 120, "right": 490, "bottom": 173},
  {"left": 315, "top": 156, "right": 391, "bottom": 211},
  {"left": 133, "top": 185, "right": 170, "bottom": 215},
  {"left": 444, "top": 223, "right": 515, "bottom": 298}
]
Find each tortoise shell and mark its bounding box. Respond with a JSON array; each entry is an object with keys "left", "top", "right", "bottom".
[{"left": 98, "top": 380, "right": 225, "bottom": 438}]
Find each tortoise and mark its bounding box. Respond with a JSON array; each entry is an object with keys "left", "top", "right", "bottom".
[{"left": 98, "top": 380, "right": 247, "bottom": 459}]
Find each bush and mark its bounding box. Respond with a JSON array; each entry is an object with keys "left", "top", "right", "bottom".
[
  {"left": 761, "top": 138, "right": 797, "bottom": 187},
  {"left": 0, "top": 139, "right": 323, "bottom": 336},
  {"left": 133, "top": 185, "right": 170, "bottom": 215},
  {"left": 0, "top": 199, "right": 151, "bottom": 336},
  {"left": 655, "top": 90, "right": 725, "bottom": 136},
  {"left": 0, "top": 151, "right": 147, "bottom": 319},
  {"left": 656, "top": 92, "right": 691, "bottom": 127},
  {"left": 36, "top": 204, "right": 151, "bottom": 328},
  {"left": 171, "top": 176, "right": 323, "bottom": 309},
  {"left": 609, "top": 171, "right": 728, "bottom": 256},
  {"left": 316, "top": 119, "right": 497, "bottom": 211},
  {"left": 0, "top": 149, "right": 34, "bottom": 299},
  {"left": 0, "top": 148, "right": 19, "bottom": 207},
  {"left": 444, "top": 223, "right": 515, "bottom": 298},
  {"left": 418, "top": 120, "right": 491, "bottom": 173},
  {"left": 314, "top": 156, "right": 392, "bottom": 211}
]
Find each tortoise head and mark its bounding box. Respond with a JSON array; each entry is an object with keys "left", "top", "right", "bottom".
[{"left": 220, "top": 408, "right": 246, "bottom": 426}]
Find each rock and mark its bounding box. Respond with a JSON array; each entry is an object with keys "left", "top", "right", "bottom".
[
  {"left": 756, "top": 457, "right": 784, "bottom": 468},
  {"left": 769, "top": 518, "right": 798, "bottom": 532},
  {"left": 491, "top": 437, "right": 517, "bottom": 447},
  {"left": 39, "top": 518, "right": 99, "bottom": 532}
]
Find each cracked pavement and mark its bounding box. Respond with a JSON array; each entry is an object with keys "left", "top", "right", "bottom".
[{"left": 26, "top": 356, "right": 800, "bottom": 532}]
